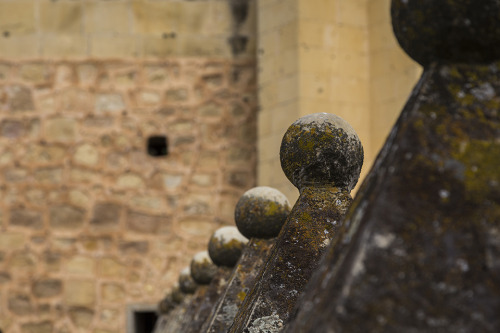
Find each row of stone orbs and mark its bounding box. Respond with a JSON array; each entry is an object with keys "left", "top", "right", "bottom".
[
  {"left": 154, "top": 184, "right": 292, "bottom": 333},
  {"left": 155, "top": 111, "right": 363, "bottom": 333}
]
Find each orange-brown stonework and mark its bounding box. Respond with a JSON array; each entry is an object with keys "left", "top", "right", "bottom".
[{"left": 0, "top": 59, "right": 256, "bottom": 333}]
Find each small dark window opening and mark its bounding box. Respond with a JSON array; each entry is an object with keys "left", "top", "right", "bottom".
[
  {"left": 147, "top": 136, "right": 168, "bottom": 157},
  {"left": 134, "top": 311, "right": 158, "bottom": 333}
]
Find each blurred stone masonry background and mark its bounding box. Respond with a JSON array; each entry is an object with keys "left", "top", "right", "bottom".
[{"left": 0, "top": 0, "right": 424, "bottom": 332}]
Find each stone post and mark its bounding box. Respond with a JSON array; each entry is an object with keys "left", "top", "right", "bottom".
[
  {"left": 285, "top": 1, "right": 500, "bottom": 331},
  {"left": 229, "top": 113, "right": 364, "bottom": 332},
  {"left": 177, "top": 227, "right": 248, "bottom": 333},
  {"left": 201, "top": 186, "right": 291, "bottom": 333}
]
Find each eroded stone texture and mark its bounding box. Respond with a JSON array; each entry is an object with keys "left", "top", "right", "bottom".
[
  {"left": 285, "top": 2, "right": 500, "bottom": 332},
  {"left": 207, "top": 226, "right": 248, "bottom": 267},
  {"left": 229, "top": 113, "right": 363, "bottom": 332},
  {"left": 201, "top": 186, "right": 290, "bottom": 333},
  {"left": 179, "top": 267, "right": 198, "bottom": 294},
  {"left": 191, "top": 251, "right": 218, "bottom": 285}
]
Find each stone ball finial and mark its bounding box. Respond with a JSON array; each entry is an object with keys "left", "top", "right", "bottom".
[
  {"left": 171, "top": 283, "right": 185, "bottom": 304},
  {"left": 208, "top": 226, "right": 249, "bottom": 267},
  {"left": 190, "top": 251, "right": 218, "bottom": 285},
  {"left": 158, "top": 293, "right": 176, "bottom": 314},
  {"left": 179, "top": 266, "right": 198, "bottom": 294},
  {"left": 280, "top": 113, "right": 363, "bottom": 191},
  {"left": 392, "top": 0, "right": 500, "bottom": 66},
  {"left": 234, "top": 186, "right": 291, "bottom": 239}
]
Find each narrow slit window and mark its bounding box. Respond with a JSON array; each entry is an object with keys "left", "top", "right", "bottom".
[
  {"left": 134, "top": 311, "right": 158, "bottom": 333},
  {"left": 147, "top": 136, "right": 168, "bottom": 157}
]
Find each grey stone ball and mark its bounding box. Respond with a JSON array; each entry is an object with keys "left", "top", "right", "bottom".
[
  {"left": 280, "top": 113, "right": 363, "bottom": 191},
  {"left": 178, "top": 266, "right": 198, "bottom": 294},
  {"left": 158, "top": 293, "right": 175, "bottom": 314},
  {"left": 392, "top": 0, "right": 500, "bottom": 65},
  {"left": 235, "top": 186, "right": 291, "bottom": 239},
  {"left": 190, "top": 251, "right": 218, "bottom": 285},
  {"left": 171, "top": 284, "right": 185, "bottom": 304},
  {"left": 208, "top": 226, "right": 249, "bottom": 267}
]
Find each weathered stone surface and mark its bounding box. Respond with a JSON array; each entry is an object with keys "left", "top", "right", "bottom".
[
  {"left": 68, "top": 307, "right": 94, "bottom": 328},
  {"left": 102, "top": 283, "right": 125, "bottom": 303},
  {"left": 229, "top": 113, "right": 363, "bottom": 332},
  {"left": 392, "top": 0, "right": 500, "bottom": 66},
  {"left": 10, "top": 209, "right": 43, "bottom": 229},
  {"left": 8, "top": 294, "right": 33, "bottom": 315},
  {"left": 64, "top": 280, "right": 95, "bottom": 307},
  {"left": 119, "top": 241, "right": 149, "bottom": 255},
  {"left": 191, "top": 251, "right": 218, "bottom": 285},
  {"left": 98, "top": 257, "right": 125, "bottom": 278},
  {"left": 73, "top": 143, "right": 99, "bottom": 166},
  {"left": 208, "top": 226, "right": 248, "bottom": 267},
  {"left": 20, "top": 321, "right": 53, "bottom": 333},
  {"left": 50, "top": 205, "right": 85, "bottom": 229},
  {"left": 95, "top": 93, "right": 125, "bottom": 113},
  {"left": 0, "top": 85, "right": 35, "bottom": 112},
  {"left": 32, "top": 279, "right": 62, "bottom": 298},
  {"left": 234, "top": 186, "right": 291, "bottom": 239},
  {"left": 285, "top": 3, "right": 500, "bottom": 332},
  {"left": 179, "top": 267, "right": 198, "bottom": 294},
  {"left": 35, "top": 168, "right": 63, "bottom": 184},
  {"left": 45, "top": 117, "right": 77, "bottom": 142},
  {"left": 177, "top": 267, "right": 234, "bottom": 333},
  {"left": 64, "top": 255, "right": 95, "bottom": 275},
  {"left": 0, "top": 271, "right": 11, "bottom": 284},
  {"left": 90, "top": 202, "right": 121, "bottom": 228},
  {"left": 126, "top": 211, "right": 165, "bottom": 234},
  {"left": 201, "top": 238, "right": 275, "bottom": 333},
  {"left": 1, "top": 119, "right": 25, "bottom": 138}
]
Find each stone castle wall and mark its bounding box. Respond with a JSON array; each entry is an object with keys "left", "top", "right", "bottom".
[{"left": 0, "top": 59, "right": 257, "bottom": 333}]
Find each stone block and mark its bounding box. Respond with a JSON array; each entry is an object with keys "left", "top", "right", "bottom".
[
  {"left": 102, "top": 283, "right": 125, "bottom": 303},
  {"left": 191, "top": 174, "right": 214, "bottom": 187},
  {"left": 20, "top": 63, "right": 52, "bottom": 84},
  {"left": 132, "top": 1, "right": 179, "bottom": 35},
  {"left": 119, "top": 241, "right": 149, "bottom": 255},
  {"left": 95, "top": 93, "right": 126, "bottom": 114},
  {"left": 90, "top": 35, "right": 139, "bottom": 58},
  {"left": 64, "top": 280, "right": 96, "bottom": 307},
  {"left": 26, "top": 144, "right": 66, "bottom": 164},
  {"left": 42, "top": 35, "right": 87, "bottom": 57},
  {"left": 8, "top": 294, "right": 33, "bottom": 315},
  {"left": 116, "top": 174, "right": 145, "bottom": 189},
  {"left": 70, "top": 169, "right": 99, "bottom": 183},
  {"left": 10, "top": 252, "right": 36, "bottom": 270},
  {"left": 142, "top": 36, "right": 178, "bottom": 57},
  {"left": 199, "top": 102, "right": 223, "bottom": 117},
  {"left": 69, "top": 307, "right": 94, "bottom": 328},
  {"left": 45, "top": 117, "right": 77, "bottom": 142},
  {"left": 32, "top": 279, "right": 62, "bottom": 298},
  {"left": 184, "top": 194, "right": 213, "bottom": 215},
  {"left": 64, "top": 256, "right": 96, "bottom": 275},
  {"left": 73, "top": 143, "right": 99, "bottom": 166},
  {"left": 20, "top": 321, "right": 53, "bottom": 333},
  {"left": 179, "top": 218, "right": 216, "bottom": 237},
  {"left": 10, "top": 209, "right": 43, "bottom": 229},
  {"left": 0, "top": 271, "right": 11, "bottom": 284},
  {"left": 0, "top": 36, "right": 39, "bottom": 58},
  {"left": 0, "top": 232, "right": 26, "bottom": 250},
  {"left": 34, "top": 168, "right": 63, "bottom": 184},
  {"left": 165, "top": 87, "right": 189, "bottom": 102},
  {"left": 85, "top": 1, "right": 130, "bottom": 34},
  {"left": 40, "top": 0, "right": 83, "bottom": 34},
  {"left": 4, "top": 169, "right": 28, "bottom": 182},
  {"left": 0, "top": 119, "right": 25, "bottom": 138},
  {"left": 126, "top": 211, "right": 165, "bottom": 234},
  {"left": 98, "top": 258, "right": 125, "bottom": 278},
  {"left": 0, "top": 1, "right": 36, "bottom": 36},
  {"left": 58, "top": 88, "right": 94, "bottom": 112},
  {"left": 77, "top": 63, "right": 98, "bottom": 86},
  {"left": 50, "top": 205, "right": 85, "bottom": 229},
  {"left": 90, "top": 202, "right": 121, "bottom": 228},
  {"left": 0, "top": 85, "right": 35, "bottom": 112}
]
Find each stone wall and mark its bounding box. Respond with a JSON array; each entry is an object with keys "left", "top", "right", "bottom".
[{"left": 0, "top": 59, "right": 257, "bottom": 333}]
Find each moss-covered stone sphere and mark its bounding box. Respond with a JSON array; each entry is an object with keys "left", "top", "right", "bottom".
[
  {"left": 280, "top": 113, "right": 363, "bottom": 191},
  {"left": 392, "top": 0, "right": 500, "bottom": 66},
  {"left": 178, "top": 266, "right": 198, "bottom": 294},
  {"left": 190, "top": 251, "right": 218, "bottom": 285},
  {"left": 171, "top": 284, "right": 185, "bottom": 304},
  {"left": 235, "top": 186, "right": 291, "bottom": 239},
  {"left": 158, "top": 293, "right": 175, "bottom": 314},
  {"left": 208, "top": 226, "right": 248, "bottom": 267}
]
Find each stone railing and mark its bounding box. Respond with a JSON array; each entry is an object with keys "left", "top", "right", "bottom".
[{"left": 154, "top": 0, "right": 500, "bottom": 332}]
